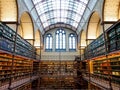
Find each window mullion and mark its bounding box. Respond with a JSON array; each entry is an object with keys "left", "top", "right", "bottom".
[
  {"left": 71, "top": 37, "right": 72, "bottom": 49},
  {"left": 48, "top": 37, "right": 50, "bottom": 49},
  {"left": 58, "top": 33, "right": 59, "bottom": 49},
  {"left": 61, "top": 34, "right": 63, "bottom": 49}
]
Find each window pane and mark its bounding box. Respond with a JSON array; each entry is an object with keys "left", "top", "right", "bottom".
[
  {"left": 50, "top": 37, "right": 52, "bottom": 49},
  {"left": 69, "top": 33, "right": 76, "bottom": 50},
  {"left": 46, "top": 37, "right": 48, "bottom": 49},
  {"left": 56, "top": 34, "right": 59, "bottom": 49},
  {"left": 73, "top": 37, "right": 76, "bottom": 49},
  {"left": 69, "top": 38, "right": 72, "bottom": 49},
  {"left": 56, "top": 28, "right": 66, "bottom": 50},
  {"left": 45, "top": 34, "right": 52, "bottom": 50}
]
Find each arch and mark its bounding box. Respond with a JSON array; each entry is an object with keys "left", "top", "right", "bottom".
[
  {"left": 34, "top": 30, "right": 41, "bottom": 47},
  {"left": 80, "top": 30, "right": 87, "bottom": 48},
  {"left": 103, "top": 0, "right": 120, "bottom": 21},
  {"left": 18, "top": 25, "right": 23, "bottom": 37},
  {"left": 119, "top": 4, "right": 120, "bottom": 19},
  {"left": 0, "top": 0, "right": 17, "bottom": 22},
  {"left": 19, "top": 12, "right": 34, "bottom": 45},
  {"left": 87, "top": 12, "right": 102, "bottom": 41}
]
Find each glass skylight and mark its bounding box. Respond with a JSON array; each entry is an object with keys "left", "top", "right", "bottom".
[{"left": 32, "top": 0, "right": 89, "bottom": 29}]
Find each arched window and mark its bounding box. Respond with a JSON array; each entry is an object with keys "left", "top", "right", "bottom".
[
  {"left": 45, "top": 33, "right": 52, "bottom": 51},
  {"left": 69, "top": 33, "right": 76, "bottom": 51},
  {"left": 56, "top": 28, "right": 66, "bottom": 51}
]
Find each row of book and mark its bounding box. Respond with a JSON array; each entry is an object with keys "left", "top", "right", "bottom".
[
  {"left": 83, "top": 20, "right": 120, "bottom": 60},
  {"left": 0, "top": 22, "right": 36, "bottom": 59}
]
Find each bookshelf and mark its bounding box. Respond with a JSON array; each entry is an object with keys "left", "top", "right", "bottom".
[
  {"left": 107, "top": 28, "right": 117, "bottom": 52},
  {"left": 110, "top": 57, "right": 120, "bottom": 76},
  {"left": 0, "top": 23, "right": 15, "bottom": 53},
  {"left": 33, "top": 61, "right": 40, "bottom": 75},
  {"left": 39, "top": 61, "right": 76, "bottom": 89},
  {"left": 0, "top": 55, "right": 12, "bottom": 87},
  {"left": 85, "top": 34, "right": 105, "bottom": 59},
  {"left": 116, "top": 25, "right": 120, "bottom": 49},
  {"left": 12, "top": 57, "right": 33, "bottom": 82},
  {"left": 106, "top": 21, "right": 120, "bottom": 53},
  {"left": 40, "top": 61, "right": 76, "bottom": 76},
  {"left": 0, "top": 22, "right": 36, "bottom": 59},
  {"left": 0, "top": 22, "right": 39, "bottom": 90},
  {"left": 0, "top": 53, "right": 33, "bottom": 87},
  {"left": 93, "top": 59, "right": 111, "bottom": 75},
  {"left": 40, "top": 76, "right": 75, "bottom": 89},
  {"left": 0, "top": 22, "right": 40, "bottom": 89},
  {"left": 83, "top": 20, "right": 120, "bottom": 60},
  {"left": 0, "top": 52, "right": 41, "bottom": 89},
  {"left": 16, "top": 34, "right": 36, "bottom": 59},
  {"left": 92, "top": 56, "right": 120, "bottom": 85},
  {"left": 93, "top": 57, "right": 120, "bottom": 76}
]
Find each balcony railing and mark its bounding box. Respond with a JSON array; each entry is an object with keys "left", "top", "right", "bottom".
[
  {"left": 82, "top": 20, "right": 120, "bottom": 60},
  {"left": 0, "top": 22, "right": 37, "bottom": 59},
  {"left": 82, "top": 73, "right": 120, "bottom": 90}
]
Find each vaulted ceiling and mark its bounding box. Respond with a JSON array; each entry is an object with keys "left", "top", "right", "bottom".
[
  {"left": 32, "top": 0, "right": 89, "bottom": 31},
  {"left": 23, "top": 0, "right": 98, "bottom": 34}
]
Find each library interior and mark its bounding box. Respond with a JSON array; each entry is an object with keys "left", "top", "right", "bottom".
[{"left": 0, "top": 0, "right": 120, "bottom": 90}]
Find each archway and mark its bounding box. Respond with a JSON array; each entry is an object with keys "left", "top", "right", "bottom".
[
  {"left": 34, "top": 30, "right": 41, "bottom": 47},
  {"left": 87, "top": 11, "right": 102, "bottom": 44},
  {"left": 34, "top": 30, "right": 41, "bottom": 60},
  {"left": 18, "top": 25, "right": 23, "bottom": 37},
  {"left": 80, "top": 30, "right": 87, "bottom": 59},
  {"left": 80, "top": 30, "right": 87, "bottom": 49},
  {"left": 19, "top": 12, "right": 34, "bottom": 45}
]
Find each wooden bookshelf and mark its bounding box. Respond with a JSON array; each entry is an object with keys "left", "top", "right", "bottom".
[
  {"left": 40, "top": 61, "right": 76, "bottom": 76},
  {"left": 0, "top": 50, "right": 41, "bottom": 89},
  {"left": 0, "top": 53, "right": 33, "bottom": 87},
  {"left": 40, "top": 76, "right": 75, "bottom": 89},
  {"left": 0, "top": 54, "right": 12, "bottom": 87},
  {"left": 0, "top": 22, "right": 36, "bottom": 59},
  {"left": 0, "top": 22, "right": 40, "bottom": 89},
  {"left": 93, "top": 59, "right": 111, "bottom": 74},
  {"left": 0, "top": 54, "right": 40, "bottom": 89},
  {"left": 83, "top": 20, "right": 120, "bottom": 60},
  {"left": 12, "top": 57, "right": 33, "bottom": 82},
  {"left": 39, "top": 61, "right": 77, "bottom": 89},
  {"left": 33, "top": 61, "right": 40, "bottom": 75},
  {"left": 93, "top": 57, "right": 120, "bottom": 77}
]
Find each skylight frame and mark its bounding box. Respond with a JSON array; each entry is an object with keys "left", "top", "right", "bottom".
[{"left": 32, "top": 0, "right": 89, "bottom": 30}]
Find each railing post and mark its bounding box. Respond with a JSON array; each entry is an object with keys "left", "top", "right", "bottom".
[{"left": 8, "top": 22, "right": 19, "bottom": 90}]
